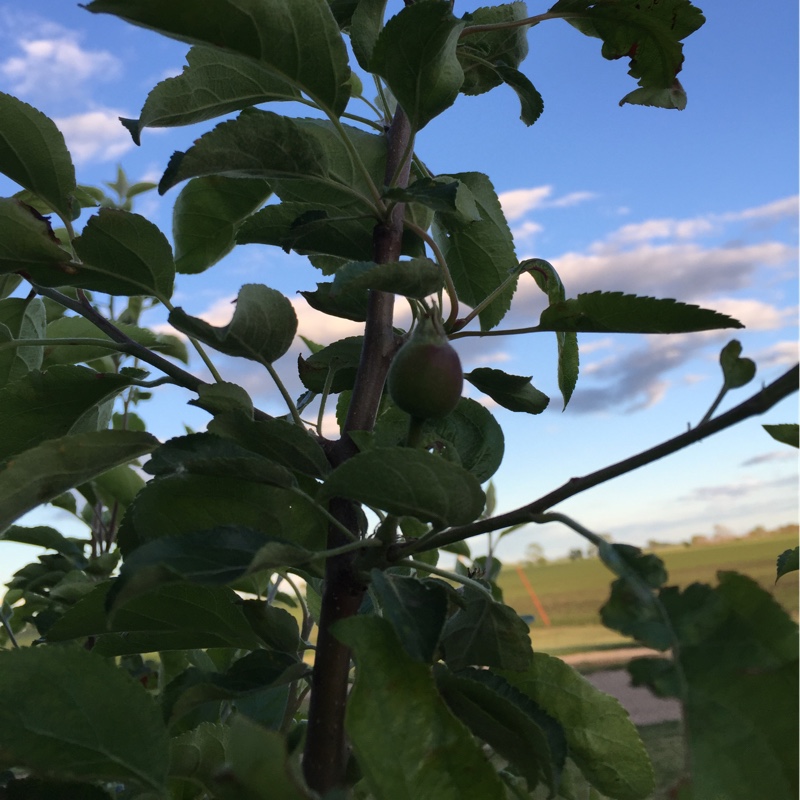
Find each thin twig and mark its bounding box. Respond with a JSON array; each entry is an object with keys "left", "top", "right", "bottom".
[{"left": 392, "top": 364, "right": 799, "bottom": 556}]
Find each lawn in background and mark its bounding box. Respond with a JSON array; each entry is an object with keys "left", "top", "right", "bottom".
[{"left": 497, "top": 527, "right": 798, "bottom": 654}]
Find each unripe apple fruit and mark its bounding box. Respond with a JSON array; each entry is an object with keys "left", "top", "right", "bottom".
[{"left": 387, "top": 314, "right": 463, "bottom": 420}]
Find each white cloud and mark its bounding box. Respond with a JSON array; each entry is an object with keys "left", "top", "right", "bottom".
[
  {"left": 708, "top": 298, "right": 797, "bottom": 331},
  {"left": 0, "top": 29, "right": 120, "bottom": 98},
  {"left": 53, "top": 111, "right": 134, "bottom": 165},
  {"left": 498, "top": 185, "right": 596, "bottom": 221},
  {"left": 499, "top": 186, "right": 552, "bottom": 221},
  {"left": 511, "top": 220, "right": 544, "bottom": 242},
  {"left": 752, "top": 339, "right": 800, "bottom": 368}
]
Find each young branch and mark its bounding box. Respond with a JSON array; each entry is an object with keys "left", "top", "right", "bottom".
[
  {"left": 27, "top": 281, "right": 275, "bottom": 422},
  {"left": 303, "top": 107, "right": 414, "bottom": 794},
  {"left": 392, "top": 364, "right": 799, "bottom": 557}
]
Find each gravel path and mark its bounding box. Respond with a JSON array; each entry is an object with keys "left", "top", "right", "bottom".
[{"left": 562, "top": 648, "right": 682, "bottom": 726}]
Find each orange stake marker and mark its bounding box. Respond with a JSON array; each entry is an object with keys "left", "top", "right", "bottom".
[{"left": 515, "top": 565, "right": 552, "bottom": 627}]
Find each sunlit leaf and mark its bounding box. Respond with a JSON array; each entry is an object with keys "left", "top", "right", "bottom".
[
  {"left": 334, "top": 615, "right": 506, "bottom": 799},
  {"left": 500, "top": 652, "right": 655, "bottom": 800}
]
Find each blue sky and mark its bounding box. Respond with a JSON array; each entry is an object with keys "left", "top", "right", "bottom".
[{"left": 0, "top": 1, "right": 797, "bottom": 582}]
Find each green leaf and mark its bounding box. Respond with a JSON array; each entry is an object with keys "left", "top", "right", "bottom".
[
  {"left": 0, "top": 430, "right": 157, "bottom": 533},
  {"left": 189, "top": 381, "right": 254, "bottom": 416},
  {"left": 0, "top": 92, "right": 77, "bottom": 222},
  {"left": 334, "top": 615, "right": 506, "bottom": 800},
  {"left": 301, "top": 281, "right": 369, "bottom": 322},
  {"left": 777, "top": 547, "right": 799, "bottom": 581},
  {"left": 173, "top": 176, "right": 272, "bottom": 274},
  {"left": 494, "top": 64, "right": 544, "bottom": 126},
  {"left": 168, "top": 723, "right": 229, "bottom": 796},
  {"left": 351, "top": 0, "right": 389, "bottom": 70},
  {"left": 298, "top": 335, "right": 363, "bottom": 393},
  {"left": 441, "top": 586, "right": 533, "bottom": 671},
  {"left": 92, "top": 463, "right": 146, "bottom": 512},
  {"left": 331, "top": 258, "right": 444, "bottom": 300},
  {"left": 0, "top": 646, "right": 169, "bottom": 789},
  {"left": 620, "top": 80, "right": 687, "bottom": 110},
  {"left": 241, "top": 601, "right": 300, "bottom": 654},
  {"left": 108, "top": 525, "right": 315, "bottom": 609},
  {"left": 465, "top": 367, "right": 549, "bottom": 414},
  {"left": 433, "top": 172, "right": 518, "bottom": 330},
  {"left": 370, "top": 570, "right": 448, "bottom": 663},
  {"left": 0, "top": 365, "right": 136, "bottom": 462},
  {"left": 0, "top": 296, "right": 45, "bottom": 385},
  {"left": 500, "top": 652, "right": 655, "bottom": 800},
  {"left": 0, "top": 778, "right": 112, "bottom": 799},
  {"left": 763, "top": 423, "right": 799, "bottom": 448},
  {"left": 46, "top": 581, "right": 263, "bottom": 653},
  {"left": 0, "top": 198, "right": 73, "bottom": 278},
  {"left": 42, "top": 315, "right": 185, "bottom": 367},
  {"left": 144, "top": 432, "right": 297, "bottom": 488},
  {"left": 374, "top": 397, "right": 505, "bottom": 484},
  {"left": 458, "top": 3, "right": 529, "bottom": 86},
  {"left": 70, "top": 209, "right": 175, "bottom": 299},
  {"left": 169, "top": 283, "right": 297, "bottom": 364},
  {"left": 538, "top": 291, "right": 743, "bottom": 333},
  {"left": 216, "top": 715, "right": 310, "bottom": 800},
  {"left": 383, "top": 177, "right": 481, "bottom": 222},
  {"left": 122, "top": 46, "right": 302, "bottom": 143},
  {"left": 552, "top": 0, "right": 705, "bottom": 105},
  {"left": 719, "top": 339, "right": 756, "bottom": 390},
  {"left": 118, "top": 473, "right": 325, "bottom": 555},
  {"left": 630, "top": 573, "right": 799, "bottom": 799},
  {"left": 371, "top": 2, "right": 465, "bottom": 131},
  {"left": 85, "top": 0, "right": 351, "bottom": 116},
  {"left": 158, "top": 110, "right": 331, "bottom": 196},
  {"left": 319, "top": 447, "right": 485, "bottom": 527},
  {"left": 434, "top": 666, "right": 558, "bottom": 793},
  {"left": 238, "top": 201, "right": 378, "bottom": 262},
  {"left": 0, "top": 525, "right": 85, "bottom": 561},
  {"left": 207, "top": 411, "right": 331, "bottom": 478}
]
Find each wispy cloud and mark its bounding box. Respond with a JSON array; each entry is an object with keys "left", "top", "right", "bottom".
[
  {"left": 740, "top": 450, "right": 798, "bottom": 468},
  {"left": 0, "top": 14, "right": 121, "bottom": 101},
  {"left": 498, "top": 185, "right": 596, "bottom": 221}
]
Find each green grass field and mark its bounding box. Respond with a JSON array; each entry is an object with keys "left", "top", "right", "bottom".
[{"left": 498, "top": 530, "right": 798, "bottom": 654}]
